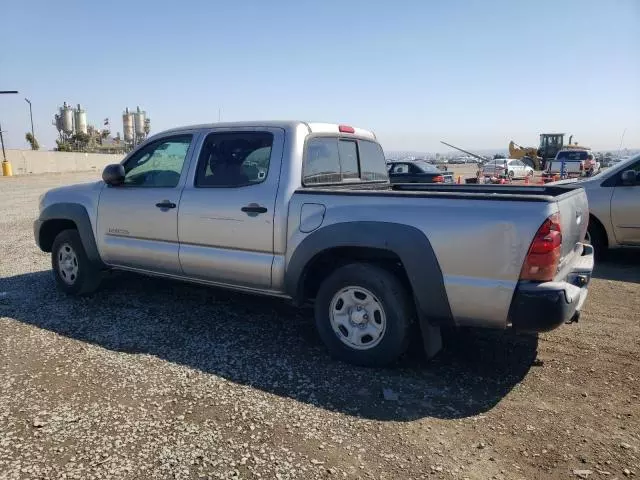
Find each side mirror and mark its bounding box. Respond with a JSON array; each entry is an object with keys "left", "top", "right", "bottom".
[
  {"left": 621, "top": 170, "right": 637, "bottom": 186},
  {"left": 102, "top": 164, "right": 125, "bottom": 186}
]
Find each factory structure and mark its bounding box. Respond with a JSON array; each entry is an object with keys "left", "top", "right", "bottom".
[{"left": 53, "top": 102, "right": 150, "bottom": 153}]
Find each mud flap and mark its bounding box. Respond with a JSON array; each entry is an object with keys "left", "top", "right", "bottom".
[{"left": 419, "top": 314, "right": 443, "bottom": 359}]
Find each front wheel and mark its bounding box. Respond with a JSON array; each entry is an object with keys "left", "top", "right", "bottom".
[
  {"left": 51, "top": 229, "right": 102, "bottom": 295},
  {"left": 314, "top": 263, "right": 414, "bottom": 367},
  {"left": 585, "top": 220, "right": 607, "bottom": 260}
]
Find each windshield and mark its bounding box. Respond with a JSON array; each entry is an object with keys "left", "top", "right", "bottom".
[{"left": 556, "top": 150, "right": 589, "bottom": 161}]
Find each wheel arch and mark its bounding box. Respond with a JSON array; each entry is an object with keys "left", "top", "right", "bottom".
[
  {"left": 37, "top": 203, "right": 105, "bottom": 268},
  {"left": 588, "top": 212, "right": 610, "bottom": 248},
  {"left": 285, "top": 221, "right": 454, "bottom": 328}
]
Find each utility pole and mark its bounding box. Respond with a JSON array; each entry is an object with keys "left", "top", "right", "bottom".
[
  {"left": 0, "top": 122, "right": 6, "bottom": 161},
  {"left": 1, "top": 90, "right": 18, "bottom": 175},
  {"left": 25, "top": 98, "right": 34, "bottom": 140}
]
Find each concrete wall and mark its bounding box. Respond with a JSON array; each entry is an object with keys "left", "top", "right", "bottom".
[{"left": 4, "top": 150, "right": 124, "bottom": 175}]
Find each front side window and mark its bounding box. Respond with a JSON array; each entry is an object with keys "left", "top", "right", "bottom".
[
  {"left": 123, "top": 135, "right": 193, "bottom": 187},
  {"left": 195, "top": 132, "right": 273, "bottom": 187}
]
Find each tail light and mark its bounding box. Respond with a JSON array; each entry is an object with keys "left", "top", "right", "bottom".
[
  {"left": 433, "top": 175, "right": 444, "bottom": 183},
  {"left": 520, "top": 213, "right": 562, "bottom": 282},
  {"left": 339, "top": 125, "right": 355, "bottom": 134}
]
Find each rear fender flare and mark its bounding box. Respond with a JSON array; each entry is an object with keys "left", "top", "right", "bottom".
[{"left": 285, "top": 221, "right": 453, "bottom": 327}]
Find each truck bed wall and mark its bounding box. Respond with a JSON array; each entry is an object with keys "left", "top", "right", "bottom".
[{"left": 286, "top": 191, "right": 558, "bottom": 328}]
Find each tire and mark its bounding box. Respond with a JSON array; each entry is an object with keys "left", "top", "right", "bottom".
[
  {"left": 51, "top": 229, "right": 102, "bottom": 295},
  {"left": 508, "top": 170, "right": 515, "bottom": 180},
  {"left": 314, "top": 263, "right": 414, "bottom": 367},
  {"left": 585, "top": 219, "right": 607, "bottom": 260}
]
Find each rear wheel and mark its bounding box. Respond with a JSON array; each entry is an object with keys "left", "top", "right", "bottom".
[
  {"left": 51, "top": 229, "right": 102, "bottom": 295},
  {"left": 314, "top": 263, "right": 414, "bottom": 367}
]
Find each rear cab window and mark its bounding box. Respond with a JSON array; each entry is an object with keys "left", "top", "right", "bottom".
[
  {"left": 555, "top": 150, "right": 589, "bottom": 161},
  {"left": 303, "top": 137, "right": 388, "bottom": 185}
]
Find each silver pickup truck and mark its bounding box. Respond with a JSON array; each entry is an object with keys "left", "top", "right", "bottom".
[{"left": 35, "top": 121, "right": 594, "bottom": 366}]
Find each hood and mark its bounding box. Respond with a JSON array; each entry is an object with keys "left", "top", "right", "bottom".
[{"left": 39, "top": 181, "right": 104, "bottom": 213}]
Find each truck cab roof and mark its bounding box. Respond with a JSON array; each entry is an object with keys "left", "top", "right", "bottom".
[{"left": 151, "top": 121, "right": 376, "bottom": 141}]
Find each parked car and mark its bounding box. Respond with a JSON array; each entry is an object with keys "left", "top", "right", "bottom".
[
  {"left": 546, "top": 149, "right": 600, "bottom": 177},
  {"left": 481, "top": 158, "right": 534, "bottom": 179},
  {"left": 388, "top": 160, "right": 454, "bottom": 184},
  {"left": 34, "top": 121, "right": 594, "bottom": 367},
  {"left": 555, "top": 154, "right": 640, "bottom": 257}
]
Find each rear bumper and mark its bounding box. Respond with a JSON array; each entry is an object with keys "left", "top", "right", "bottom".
[{"left": 510, "top": 244, "right": 594, "bottom": 332}]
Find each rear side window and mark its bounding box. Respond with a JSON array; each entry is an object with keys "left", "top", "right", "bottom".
[
  {"left": 195, "top": 131, "right": 273, "bottom": 187},
  {"left": 556, "top": 150, "right": 589, "bottom": 161},
  {"left": 303, "top": 137, "right": 387, "bottom": 185}
]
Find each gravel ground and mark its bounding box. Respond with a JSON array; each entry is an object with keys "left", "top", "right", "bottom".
[{"left": 1, "top": 172, "right": 638, "bottom": 480}]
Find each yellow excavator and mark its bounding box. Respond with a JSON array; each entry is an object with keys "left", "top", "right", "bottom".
[{"left": 509, "top": 133, "right": 588, "bottom": 170}]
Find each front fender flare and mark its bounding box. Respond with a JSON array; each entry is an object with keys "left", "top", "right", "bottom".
[{"left": 36, "top": 203, "right": 105, "bottom": 268}]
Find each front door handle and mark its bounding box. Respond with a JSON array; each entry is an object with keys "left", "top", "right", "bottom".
[
  {"left": 241, "top": 204, "right": 268, "bottom": 214},
  {"left": 156, "top": 200, "right": 176, "bottom": 209}
]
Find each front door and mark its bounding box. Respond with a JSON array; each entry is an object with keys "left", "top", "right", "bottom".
[
  {"left": 97, "top": 134, "right": 196, "bottom": 274},
  {"left": 611, "top": 160, "right": 640, "bottom": 245},
  {"left": 177, "top": 128, "right": 284, "bottom": 289}
]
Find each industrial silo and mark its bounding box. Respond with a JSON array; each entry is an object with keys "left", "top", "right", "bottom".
[
  {"left": 61, "top": 102, "right": 74, "bottom": 135},
  {"left": 74, "top": 104, "right": 87, "bottom": 135},
  {"left": 53, "top": 114, "right": 64, "bottom": 134},
  {"left": 122, "top": 108, "right": 134, "bottom": 143},
  {"left": 134, "top": 106, "right": 146, "bottom": 137}
]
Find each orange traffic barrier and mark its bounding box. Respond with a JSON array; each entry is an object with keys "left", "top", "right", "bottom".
[{"left": 457, "top": 175, "right": 461, "bottom": 184}]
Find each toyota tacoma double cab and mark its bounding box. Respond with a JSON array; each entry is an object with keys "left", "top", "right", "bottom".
[{"left": 35, "top": 121, "right": 594, "bottom": 366}]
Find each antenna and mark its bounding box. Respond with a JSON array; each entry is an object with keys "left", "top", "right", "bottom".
[{"left": 619, "top": 128, "right": 626, "bottom": 152}]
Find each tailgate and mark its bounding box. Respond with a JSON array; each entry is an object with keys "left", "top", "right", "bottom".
[{"left": 556, "top": 187, "right": 589, "bottom": 260}]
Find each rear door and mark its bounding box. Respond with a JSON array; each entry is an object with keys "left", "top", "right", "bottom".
[
  {"left": 611, "top": 159, "right": 640, "bottom": 245},
  {"left": 177, "top": 127, "right": 285, "bottom": 288}
]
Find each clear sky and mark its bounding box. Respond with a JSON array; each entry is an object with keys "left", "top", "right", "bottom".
[{"left": 1, "top": 0, "right": 639, "bottom": 153}]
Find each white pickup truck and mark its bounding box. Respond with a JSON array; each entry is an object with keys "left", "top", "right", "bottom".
[{"left": 35, "top": 121, "right": 594, "bottom": 366}]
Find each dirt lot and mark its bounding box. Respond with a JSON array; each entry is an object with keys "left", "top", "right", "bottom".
[{"left": 1, "top": 172, "right": 638, "bottom": 480}]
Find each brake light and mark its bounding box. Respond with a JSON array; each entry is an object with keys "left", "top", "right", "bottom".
[
  {"left": 520, "top": 213, "right": 562, "bottom": 282},
  {"left": 433, "top": 175, "right": 444, "bottom": 183},
  {"left": 339, "top": 125, "right": 355, "bottom": 134}
]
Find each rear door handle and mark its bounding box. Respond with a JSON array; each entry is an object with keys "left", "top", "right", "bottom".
[
  {"left": 241, "top": 204, "right": 268, "bottom": 214},
  {"left": 155, "top": 200, "right": 176, "bottom": 209}
]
